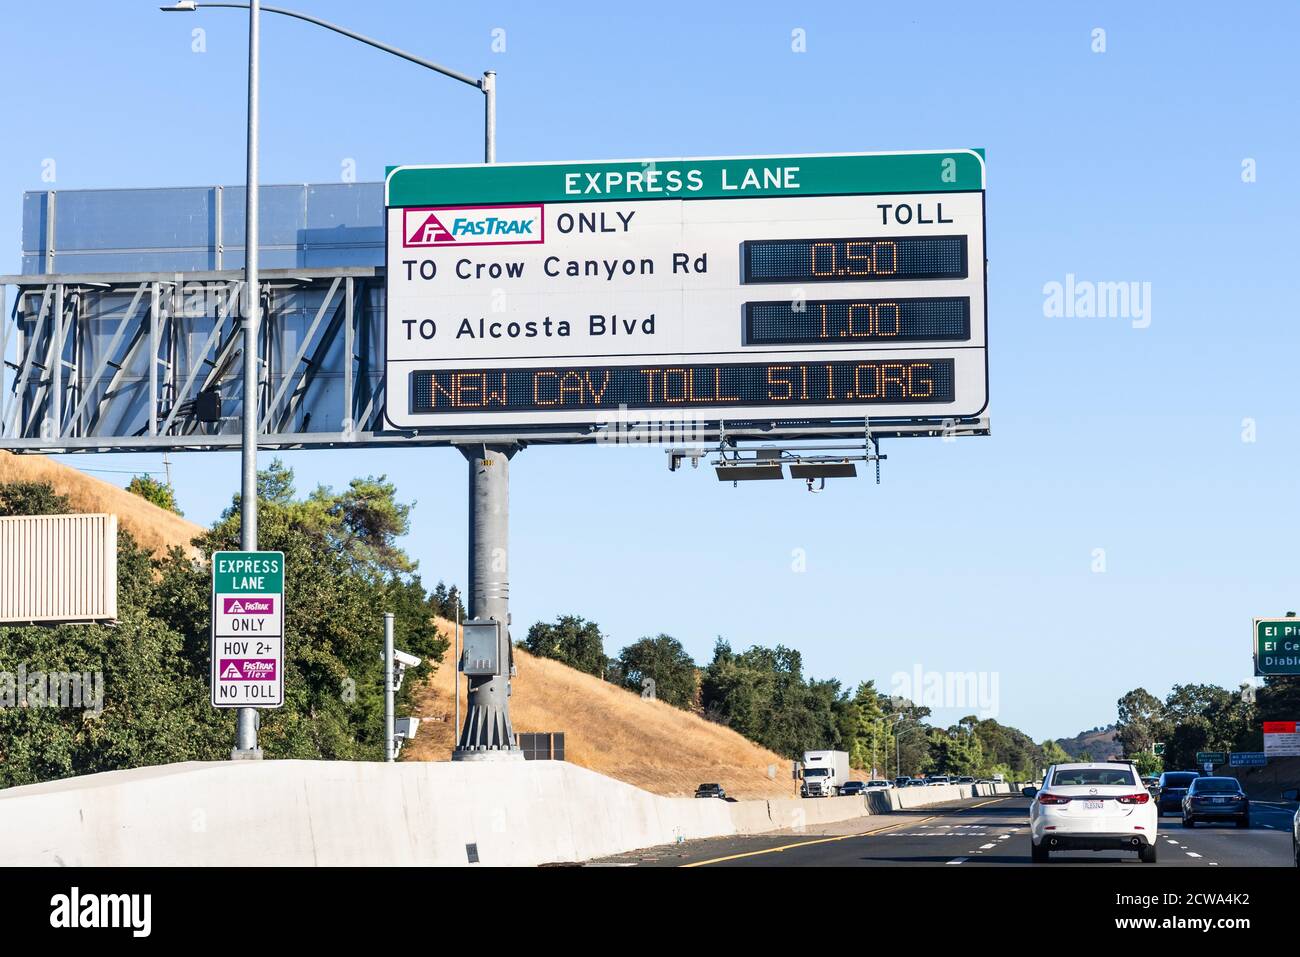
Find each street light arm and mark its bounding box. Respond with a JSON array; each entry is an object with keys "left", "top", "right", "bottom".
[{"left": 170, "top": 2, "right": 484, "bottom": 89}]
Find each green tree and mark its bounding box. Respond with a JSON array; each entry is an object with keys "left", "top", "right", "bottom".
[
  {"left": 0, "top": 481, "right": 72, "bottom": 516},
  {"left": 611, "top": 634, "right": 697, "bottom": 708},
  {"left": 126, "top": 475, "right": 182, "bottom": 515},
  {"left": 1116, "top": 687, "right": 1166, "bottom": 757},
  {"left": 522, "top": 615, "right": 608, "bottom": 676},
  {"left": 700, "top": 640, "right": 843, "bottom": 758}
]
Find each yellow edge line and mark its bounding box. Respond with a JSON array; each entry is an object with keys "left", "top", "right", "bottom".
[
  {"left": 681, "top": 814, "right": 937, "bottom": 867},
  {"left": 680, "top": 794, "right": 1019, "bottom": 868}
]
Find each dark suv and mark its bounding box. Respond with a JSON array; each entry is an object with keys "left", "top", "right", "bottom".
[
  {"left": 1182, "top": 776, "right": 1249, "bottom": 828},
  {"left": 694, "top": 783, "right": 726, "bottom": 799},
  {"left": 1157, "top": 771, "right": 1200, "bottom": 815}
]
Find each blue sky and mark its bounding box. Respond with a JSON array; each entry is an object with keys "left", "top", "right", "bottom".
[{"left": 4, "top": 2, "right": 1297, "bottom": 741}]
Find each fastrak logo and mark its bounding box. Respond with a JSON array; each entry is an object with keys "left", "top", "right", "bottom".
[
  {"left": 219, "top": 659, "right": 278, "bottom": 681},
  {"left": 223, "top": 597, "right": 274, "bottom": 615},
  {"left": 402, "top": 204, "right": 544, "bottom": 248}
]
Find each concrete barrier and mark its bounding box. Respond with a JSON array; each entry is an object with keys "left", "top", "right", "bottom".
[{"left": 0, "top": 761, "right": 1018, "bottom": 867}]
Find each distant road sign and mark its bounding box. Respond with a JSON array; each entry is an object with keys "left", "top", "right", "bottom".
[
  {"left": 211, "top": 551, "right": 285, "bottom": 709},
  {"left": 1253, "top": 617, "right": 1300, "bottom": 676},
  {"left": 1153, "top": 742, "right": 1165, "bottom": 756},
  {"left": 1264, "top": 720, "right": 1300, "bottom": 757},
  {"left": 1196, "top": 751, "right": 1226, "bottom": 765},
  {"left": 384, "top": 150, "right": 989, "bottom": 432},
  {"left": 1229, "top": 752, "right": 1267, "bottom": 767}
]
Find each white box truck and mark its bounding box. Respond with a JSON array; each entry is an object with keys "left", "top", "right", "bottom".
[{"left": 801, "top": 750, "right": 850, "bottom": 797}]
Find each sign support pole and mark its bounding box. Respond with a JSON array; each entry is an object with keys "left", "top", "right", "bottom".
[
  {"left": 451, "top": 73, "right": 521, "bottom": 762},
  {"left": 384, "top": 612, "right": 395, "bottom": 762},
  {"left": 233, "top": 0, "right": 262, "bottom": 760},
  {"left": 453, "top": 445, "right": 522, "bottom": 760}
]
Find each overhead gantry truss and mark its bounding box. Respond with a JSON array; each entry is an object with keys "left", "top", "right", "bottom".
[{"left": 1, "top": 265, "right": 989, "bottom": 453}]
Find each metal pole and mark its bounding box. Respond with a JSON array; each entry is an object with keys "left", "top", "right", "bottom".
[
  {"left": 453, "top": 446, "right": 522, "bottom": 759},
  {"left": 232, "top": 0, "right": 261, "bottom": 759},
  {"left": 384, "top": 612, "right": 395, "bottom": 762},
  {"left": 482, "top": 71, "right": 495, "bottom": 163},
  {"left": 454, "top": 594, "right": 460, "bottom": 744}
]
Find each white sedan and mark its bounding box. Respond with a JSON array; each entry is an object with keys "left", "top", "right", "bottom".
[{"left": 1027, "top": 762, "right": 1158, "bottom": 863}]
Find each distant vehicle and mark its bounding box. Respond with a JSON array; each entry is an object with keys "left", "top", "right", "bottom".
[
  {"left": 1156, "top": 771, "right": 1201, "bottom": 815},
  {"left": 801, "top": 750, "right": 851, "bottom": 798},
  {"left": 894, "top": 776, "right": 910, "bottom": 789},
  {"left": 991, "top": 773, "right": 1005, "bottom": 784},
  {"left": 694, "top": 783, "right": 726, "bottom": 799},
  {"left": 907, "top": 778, "right": 929, "bottom": 787},
  {"left": 866, "top": 780, "right": 892, "bottom": 789},
  {"left": 1029, "top": 762, "right": 1157, "bottom": 863},
  {"left": 839, "top": 781, "right": 867, "bottom": 796},
  {"left": 1182, "top": 777, "right": 1249, "bottom": 828},
  {"left": 956, "top": 776, "right": 976, "bottom": 785},
  {"left": 927, "top": 775, "right": 950, "bottom": 786},
  {"left": 1282, "top": 788, "right": 1299, "bottom": 867}
]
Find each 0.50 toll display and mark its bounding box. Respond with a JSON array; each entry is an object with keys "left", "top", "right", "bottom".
[
  {"left": 742, "top": 235, "right": 968, "bottom": 284},
  {"left": 412, "top": 359, "right": 955, "bottom": 414}
]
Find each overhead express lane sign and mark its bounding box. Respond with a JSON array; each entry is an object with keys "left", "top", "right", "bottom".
[
  {"left": 1254, "top": 617, "right": 1300, "bottom": 676},
  {"left": 211, "top": 551, "right": 285, "bottom": 709},
  {"left": 383, "top": 150, "right": 989, "bottom": 431}
]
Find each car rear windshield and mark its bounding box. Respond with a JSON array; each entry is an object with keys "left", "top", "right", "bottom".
[
  {"left": 1162, "top": 774, "right": 1198, "bottom": 787},
  {"left": 1190, "top": 778, "right": 1242, "bottom": 793},
  {"left": 1050, "top": 768, "right": 1137, "bottom": 787}
]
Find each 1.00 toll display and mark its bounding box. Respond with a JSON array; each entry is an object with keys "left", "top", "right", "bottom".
[
  {"left": 745, "top": 297, "right": 970, "bottom": 345},
  {"left": 412, "top": 359, "right": 955, "bottom": 414},
  {"left": 742, "top": 235, "right": 968, "bottom": 284}
]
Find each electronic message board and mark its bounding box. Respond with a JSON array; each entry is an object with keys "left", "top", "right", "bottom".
[{"left": 383, "top": 151, "right": 988, "bottom": 431}]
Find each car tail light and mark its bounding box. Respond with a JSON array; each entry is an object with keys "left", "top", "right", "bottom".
[
  {"left": 1116, "top": 792, "right": 1150, "bottom": 805},
  {"left": 1037, "top": 793, "right": 1071, "bottom": 805}
]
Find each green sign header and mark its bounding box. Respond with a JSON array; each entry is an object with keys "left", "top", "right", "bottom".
[
  {"left": 1254, "top": 617, "right": 1300, "bottom": 676},
  {"left": 386, "top": 150, "right": 986, "bottom": 208},
  {"left": 213, "top": 551, "right": 284, "bottom": 595},
  {"left": 1196, "top": 751, "right": 1226, "bottom": 764}
]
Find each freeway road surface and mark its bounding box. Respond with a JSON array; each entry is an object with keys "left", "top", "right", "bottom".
[{"left": 587, "top": 795, "right": 1297, "bottom": 867}]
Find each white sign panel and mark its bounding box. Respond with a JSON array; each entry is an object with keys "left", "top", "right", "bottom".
[
  {"left": 384, "top": 151, "right": 988, "bottom": 431},
  {"left": 211, "top": 551, "right": 285, "bottom": 709}
]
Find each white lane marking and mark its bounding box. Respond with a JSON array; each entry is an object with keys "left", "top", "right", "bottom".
[
  {"left": 946, "top": 857, "right": 968, "bottom": 865},
  {"left": 1166, "top": 839, "right": 1179, "bottom": 845},
  {"left": 998, "top": 834, "right": 1011, "bottom": 841},
  {"left": 980, "top": 843, "right": 996, "bottom": 849},
  {"left": 1186, "top": 852, "right": 1202, "bottom": 858},
  {"left": 1208, "top": 862, "right": 1219, "bottom": 866}
]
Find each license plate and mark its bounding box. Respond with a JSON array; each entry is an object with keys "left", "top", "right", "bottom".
[
  {"left": 1212, "top": 797, "right": 1227, "bottom": 804},
  {"left": 1084, "top": 800, "right": 1103, "bottom": 809}
]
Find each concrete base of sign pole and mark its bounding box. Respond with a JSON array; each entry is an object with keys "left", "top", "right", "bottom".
[
  {"left": 452, "top": 748, "right": 525, "bottom": 762},
  {"left": 229, "top": 748, "right": 264, "bottom": 760}
]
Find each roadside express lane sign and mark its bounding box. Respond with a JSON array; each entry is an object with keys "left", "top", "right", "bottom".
[{"left": 211, "top": 551, "right": 285, "bottom": 708}]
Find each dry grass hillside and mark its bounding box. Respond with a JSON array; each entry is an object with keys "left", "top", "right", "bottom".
[
  {"left": 0, "top": 450, "right": 203, "bottom": 555},
  {"left": 405, "top": 618, "right": 803, "bottom": 800}
]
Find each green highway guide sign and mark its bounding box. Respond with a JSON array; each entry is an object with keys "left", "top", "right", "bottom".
[
  {"left": 213, "top": 552, "right": 284, "bottom": 594},
  {"left": 1196, "top": 751, "right": 1226, "bottom": 765},
  {"left": 1254, "top": 617, "right": 1300, "bottom": 676},
  {"left": 386, "top": 150, "right": 987, "bottom": 207}
]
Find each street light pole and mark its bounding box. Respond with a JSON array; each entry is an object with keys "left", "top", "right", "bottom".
[
  {"left": 233, "top": 0, "right": 261, "bottom": 760},
  {"left": 161, "top": 0, "right": 507, "bottom": 759}
]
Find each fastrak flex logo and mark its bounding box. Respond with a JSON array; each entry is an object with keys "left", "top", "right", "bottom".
[
  {"left": 223, "top": 597, "right": 274, "bottom": 614},
  {"left": 219, "top": 659, "right": 278, "bottom": 681},
  {"left": 402, "top": 204, "right": 544, "bottom": 248}
]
